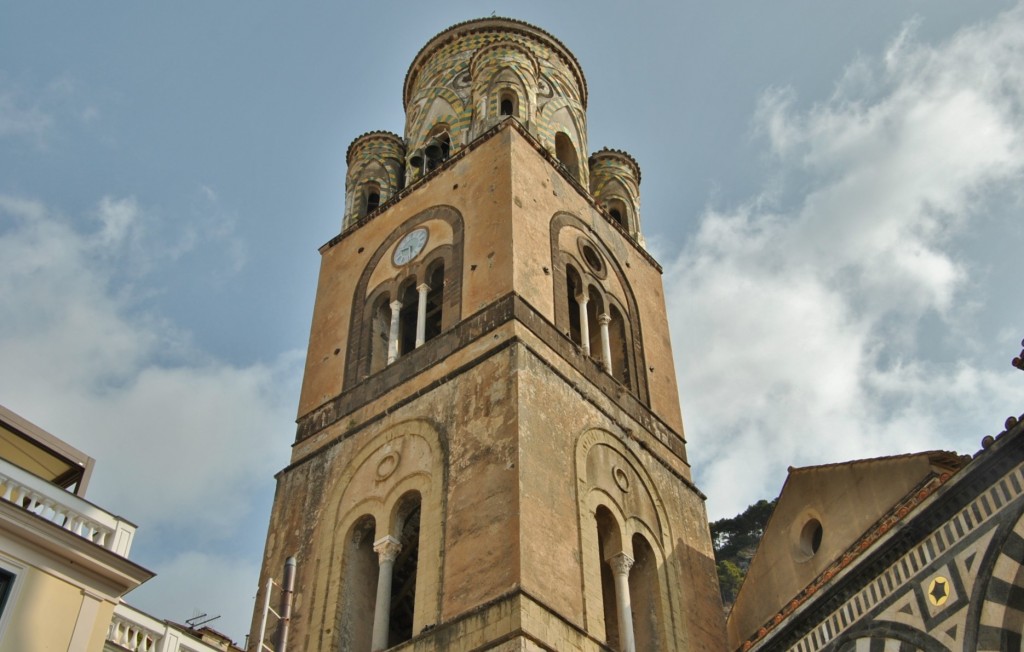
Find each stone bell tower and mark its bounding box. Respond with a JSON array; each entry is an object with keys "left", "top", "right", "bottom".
[{"left": 250, "top": 17, "right": 726, "bottom": 652}]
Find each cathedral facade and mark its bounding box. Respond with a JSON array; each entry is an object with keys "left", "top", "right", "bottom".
[{"left": 249, "top": 17, "right": 726, "bottom": 652}]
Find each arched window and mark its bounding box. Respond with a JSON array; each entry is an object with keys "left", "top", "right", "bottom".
[
  {"left": 606, "top": 198, "right": 628, "bottom": 229},
  {"left": 346, "top": 208, "right": 465, "bottom": 389},
  {"left": 364, "top": 182, "right": 381, "bottom": 215},
  {"left": 370, "top": 294, "right": 392, "bottom": 374},
  {"left": 388, "top": 493, "right": 421, "bottom": 647},
  {"left": 566, "top": 265, "right": 583, "bottom": 345},
  {"left": 630, "top": 533, "right": 664, "bottom": 651},
  {"left": 587, "top": 287, "right": 604, "bottom": 364},
  {"left": 363, "top": 255, "right": 451, "bottom": 374},
  {"left": 555, "top": 132, "right": 580, "bottom": 181},
  {"left": 609, "top": 305, "right": 630, "bottom": 388},
  {"left": 596, "top": 506, "right": 622, "bottom": 649},
  {"left": 557, "top": 232, "right": 645, "bottom": 399},
  {"left": 499, "top": 90, "right": 517, "bottom": 117},
  {"left": 423, "top": 261, "right": 444, "bottom": 343},
  {"left": 337, "top": 516, "right": 377, "bottom": 651},
  {"left": 425, "top": 132, "right": 450, "bottom": 171},
  {"left": 398, "top": 282, "right": 418, "bottom": 357}
]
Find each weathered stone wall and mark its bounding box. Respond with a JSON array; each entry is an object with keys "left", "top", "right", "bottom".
[
  {"left": 253, "top": 334, "right": 724, "bottom": 651},
  {"left": 254, "top": 347, "right": 520, "bottom": 651}
]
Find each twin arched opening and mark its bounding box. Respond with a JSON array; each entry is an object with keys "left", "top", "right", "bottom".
[
  {"left": 593, "top": 500, "right": 667, "bottom": 651},
  {"left": 579, "top": 432, "right": 674, "bottom": 652},
  {"left": 338, "top": 492, "right": 423, "bottom": 651}
]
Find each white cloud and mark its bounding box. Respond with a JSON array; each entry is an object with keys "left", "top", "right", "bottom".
[
  {"left": 0, "top": 73, "right": 88, "bottom": 144},
  {"left": 672, "top": 6, "right": 1024, "bottom": 519},
  {"left": 0, "top": 193, "right": 299, "bottom": 642},
  {"left": 0, "top": 88, "right": 52, "bottom": 141}
]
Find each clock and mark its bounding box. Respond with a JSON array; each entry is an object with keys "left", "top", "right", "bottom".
[{"left": 392, "top": 227, "right": 429, "bottom": 266}]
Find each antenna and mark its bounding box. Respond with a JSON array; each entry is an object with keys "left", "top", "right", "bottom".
[{"left": 186, "top": 613, "right": 222, "bottom": 629}]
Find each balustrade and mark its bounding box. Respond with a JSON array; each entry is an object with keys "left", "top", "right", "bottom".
[
  {"left": 108, "top": 613, "right": 160, "bottom": 651},
  {"left": 0, "top": 458, "right": 135, "bottom": 556},
  {"left": 108, "top": 603, "right": 235, "bottom": 652}
]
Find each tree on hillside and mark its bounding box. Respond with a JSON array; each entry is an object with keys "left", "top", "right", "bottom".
[{"left": 710, "top": 498, "right": 777, "bottom": 608}]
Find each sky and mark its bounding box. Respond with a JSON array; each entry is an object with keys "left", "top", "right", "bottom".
[{"left": 1, "top": 0, "right": 1022, "bottom": 644}]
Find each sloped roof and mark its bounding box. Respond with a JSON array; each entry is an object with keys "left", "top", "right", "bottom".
[{"left": 727, "top": 450, "right": 969, "bottom": 649}]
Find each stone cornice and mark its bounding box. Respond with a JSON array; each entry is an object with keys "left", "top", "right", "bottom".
[{"left": 0, "top": 499, "right": 153, "bottom": 598}]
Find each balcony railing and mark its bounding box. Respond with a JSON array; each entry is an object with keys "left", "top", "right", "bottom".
[
  {"left": 0, "top": 457, "right": 135, "bottom": 557},
  {"left": 108, "top": 603, "right": 231, "bottom": 652}
]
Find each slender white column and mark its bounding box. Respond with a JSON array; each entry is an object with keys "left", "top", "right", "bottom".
[
  {"left": 577, "top": 294, "right": 591, "bottom": 355},
  {"left": 598, "top": 313, "right": 612, "bottom": 373},
  {"left": 608, "top": 552, "right": 636, "bottom": 652},
  {"left": 415, "top": 283, "right": 430, "bottom": 348},
  {"left": 387, "top": 300, "right": 402, "bottom": 364},
  {"left": 371, "top": 535, "right": 403, "bottom": 652}
]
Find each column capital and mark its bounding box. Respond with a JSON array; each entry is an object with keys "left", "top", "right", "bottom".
[
  {"left": 576, "top": 292, "right": 590, "bottom": 304},
  {"left": 389, "top": 299, "right": 403, "bottom": 311},
  {"left": 373, "top": 535, "right": 403, "bottom": 563},
  {"left": 607, "top": 551, "right": 634, "bottom": 576},
  {"left": 598, "top": 312, "right": 611, "bottom": 326},
  {"left": 416, "top": 282, "right": 431, "bottom": 293}
]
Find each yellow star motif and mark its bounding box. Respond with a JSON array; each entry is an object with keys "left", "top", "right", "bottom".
[{"left": 928, "top": 577, "right": 950, "bottom": 606}]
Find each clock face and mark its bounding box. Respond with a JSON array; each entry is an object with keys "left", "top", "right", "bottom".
[{"left": 392, "top": 228, "right": 429, "bottom": 266}]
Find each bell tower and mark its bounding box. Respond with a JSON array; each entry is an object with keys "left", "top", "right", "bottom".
[{"left": 251, "top": 18, "right": 726, "bottom": 652}]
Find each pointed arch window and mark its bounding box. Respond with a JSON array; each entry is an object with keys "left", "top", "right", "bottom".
[
  {"left": 364, "top": 182, "right": 381, "bottom": 215},
  {"left": 606, "top": 198, "right": 628, "bottom": 229},
  {"left": 499, "top": 90, "right": 518, "bottom": 118},
  {"left": 555, "top": 132, "right": 580, "bottom": 181}
]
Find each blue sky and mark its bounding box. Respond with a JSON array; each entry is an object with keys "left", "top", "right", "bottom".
[{"left": 2, "top": 1, "right": 1022, "bottom": 644}]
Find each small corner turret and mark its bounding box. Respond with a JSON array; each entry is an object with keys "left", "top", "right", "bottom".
[{"left": 589, "top": 148, "right": 643, "bottom": 244}]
